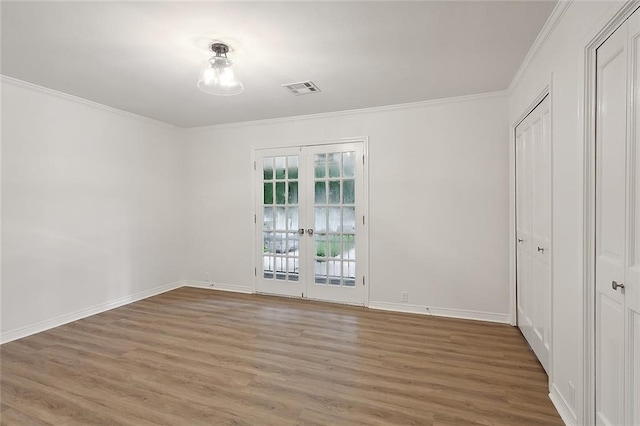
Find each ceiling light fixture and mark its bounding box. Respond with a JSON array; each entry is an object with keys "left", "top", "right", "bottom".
[{"left": 197, "top": 42, "right": 244, "bottom": 96}]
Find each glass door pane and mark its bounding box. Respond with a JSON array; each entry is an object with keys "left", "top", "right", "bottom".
[
  {"left": 304, "top": 143, "right": 365, "bottom": 305},
  {"left": 256, "top": 148, "right": 306, "bottom": 297},
  {"left": 263, "top": 155, "right": 299, "bottom": 280},
  {"left": 312, "top": 152, "right": 357, "bottom": 287},
  {"left": 256, "top": 142, "right": 365, "bottom": 305}
]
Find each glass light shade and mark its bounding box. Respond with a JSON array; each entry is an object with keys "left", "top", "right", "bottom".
[{"left": 197, "top": 56, "right": 244, "bottom": 96}]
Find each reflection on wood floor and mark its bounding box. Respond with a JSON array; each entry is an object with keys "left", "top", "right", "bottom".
[{"left": 1, "top": 287, "right": 562, "bottom": 425}]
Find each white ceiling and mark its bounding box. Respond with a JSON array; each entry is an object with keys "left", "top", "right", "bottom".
[{"left": 1, "top": 1, "right": 556, "bottom": 128}]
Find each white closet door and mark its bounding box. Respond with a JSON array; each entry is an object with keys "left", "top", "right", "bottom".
[
  {"left": 595, "top": 21, "right": 627, "bottom": 426},
  {"left": 626, "top": 10, "right": 640, "bottom": 426},
  {"left": 516, "top": 95, "right": 551, "bottom": 373}
]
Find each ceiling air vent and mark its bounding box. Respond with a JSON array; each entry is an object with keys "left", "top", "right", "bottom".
[{"left": 282, "top": 80, "right": 321, "bottom": 96}]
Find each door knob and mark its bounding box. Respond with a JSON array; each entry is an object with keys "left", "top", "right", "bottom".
[
  {"left": 298, "top": 228, "right": 305, "bottom": 235},
  {"left": 612, "top": 281, "right": 625, "bottom": 291},
  {"left": 537, "top": 246, "right": 544, "bottom": 253},
  {"left": 307, "top": 229, "right": 314, "bottom": 236}
]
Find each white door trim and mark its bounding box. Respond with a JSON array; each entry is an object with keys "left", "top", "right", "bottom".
[
  {"left": 252, "top": 137, "right": 370, "bottom": 307},
  {"left": 582, "top": 2, "right": 640, "bottom": 425}
]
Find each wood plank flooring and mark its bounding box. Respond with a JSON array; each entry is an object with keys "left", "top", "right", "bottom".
[{"left": 1, "top": 287, "right": 562, "bottom": 425}]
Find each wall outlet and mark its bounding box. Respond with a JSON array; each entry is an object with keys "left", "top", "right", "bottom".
[{"left": 401, "top": 291, "right": 408, "bottom": 303}]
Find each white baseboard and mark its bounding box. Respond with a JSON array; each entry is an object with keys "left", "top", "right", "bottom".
[
  {"left": 549, "top": 383, "right": 577, "bottom": 426},
  {"left": 368, "top": 301, "right": 510, "bottom": 324},
  {"left": 1, "top": 284, "right": 509, "bottom": 345},
  {"left": 183, "top": 280, "right": 253, "bottom": 294},
  {"left": 0, "top": 281, "right": 184, "bottom": 345}
]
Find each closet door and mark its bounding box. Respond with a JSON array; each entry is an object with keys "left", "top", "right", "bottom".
[
  {"left": 594, "top": 10, "right": 640, "bottom": 424},
  {"left": 516, "top": 95, "right": 551, "bottom": 373},
  {"left": 595, "top": 21, "right": 628, "bottom": 426},
  {"left": 626, "top": 10, "right": 640, "bottom": 426}
]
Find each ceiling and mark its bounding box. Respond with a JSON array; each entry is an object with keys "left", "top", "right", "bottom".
[{"left": 1, "top": 1, "right": 556, "bottom": 128}]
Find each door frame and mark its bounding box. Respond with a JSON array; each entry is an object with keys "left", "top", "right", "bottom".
[
  {"left": 251, "top": 136, "right": 370, "bottom": 306},
  {"left": 582, "top": 2, "right": 640, "bottom": 425}
]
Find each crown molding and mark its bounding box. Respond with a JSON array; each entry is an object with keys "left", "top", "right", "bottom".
[
  {"left": 1, "top": 75, "right": 178, "bottom": 130},
  {"left": 1, "top": 74, "right": 509, "bottom": 132},
  {"left": 185, "top": 90, "right": 509, "bottom": 132},
  {"left": 507, "top": 0, "right": 573, "bottom": 94}
]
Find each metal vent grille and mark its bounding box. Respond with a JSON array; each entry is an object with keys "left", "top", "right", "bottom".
[{"left": 282, "top": 80, "right": 321, "bottom": 96}]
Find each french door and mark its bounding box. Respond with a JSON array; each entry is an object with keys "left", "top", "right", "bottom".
[{"left": 255, "top": 142, "right": 367, "bottom": 305}]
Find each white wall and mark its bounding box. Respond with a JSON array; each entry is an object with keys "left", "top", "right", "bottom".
[
  {"left": 0, "top": 79, "right": 187, "bottom": 342},
  {"left": 508, "top": 1, "right": 627, "bottom": 424},
  {"left": 3, "top": 3, "right": 633, "bottom": 420},
  {"left": 184, "top": 93, "right": 511, "bottom": 321}
]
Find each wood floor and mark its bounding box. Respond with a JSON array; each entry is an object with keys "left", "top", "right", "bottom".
[{"left": 1, "top": 287, "right": 562, "bottom": 425}]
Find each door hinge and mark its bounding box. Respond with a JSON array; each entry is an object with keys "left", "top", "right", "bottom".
[
  {"left": 363, "top": 155, "right": 365, "bottom": 165},
  {"left": 363, "top": 276, "right": 365, "bottom": 286},
  {"left": 254, "top": 161, "right": 257, "bottom": 171},
  {"left": 254, "top": 214, "right": 257, "bottom": 224},
  {"left": 363, "top": 215, "right": 365, "bottom": 225},
  {"left": 254, "top": 267, "right": 257, "bottom": 276}
]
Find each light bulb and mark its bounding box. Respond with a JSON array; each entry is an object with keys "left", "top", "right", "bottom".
[{"left": 197, "top": 55, "right": 244, "bottom": 96}]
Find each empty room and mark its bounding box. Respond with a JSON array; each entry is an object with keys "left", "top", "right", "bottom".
[{"left": 1, "top": 1, "right": 639, "bottom": 425}]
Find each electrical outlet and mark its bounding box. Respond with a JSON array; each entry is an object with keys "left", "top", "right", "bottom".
[{"left": 401, "top": 291, "right": 408, "bottom": 303}]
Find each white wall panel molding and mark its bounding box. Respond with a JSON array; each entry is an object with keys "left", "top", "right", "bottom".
[{"left": 0, "top": 281, "right": 184, "bottom": 345}]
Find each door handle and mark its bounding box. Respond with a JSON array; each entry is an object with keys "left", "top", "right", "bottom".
[
  {"left": 612, "top": 281, "right": 625, "bottom": 291},
  {"left": 517, "top": 238, "right": 524, "bottom": 243},
  {"left": 298, "top": 228, "right": 305, "bottom": 235},
  {"left": 306, "top": 229, "right": 314, "bottom": 236},
  {"left": 537, "top": 246, "right": 544, "bottom": 253}
]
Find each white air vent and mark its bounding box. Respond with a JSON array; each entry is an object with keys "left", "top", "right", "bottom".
[{"left": 282, "top": 80, "right": 321, "bottom": 96}]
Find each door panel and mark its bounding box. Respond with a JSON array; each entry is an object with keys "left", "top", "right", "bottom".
[
  {"left": 305, "top": 144, "right": 365, "bottom": 305},
  {"left": 596, "top": 293, "right": 625, "bottom": 426},
  {"left": 627, "top": 10, "right": 640, "bottom": 425},
  {"left": 632, "top": 313, "right": 640, "bottom": 426},
  {"left": 255, "top": 142, "right": 366, "bottom": 305},
  {"left": 256, "top": 148, "right": 306, "bottom": 297},
  {"left": 532, "top": 105, "right": 552, "bottom": 358},
  {"left": 516, "top": 126, "right": 533, "bottom": 337},
  {"left": 516, "top": 95, "right": 551, "bottom": 373},
  {"left": 595, "top": 21, "right": 627, "bottom": 426}
]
